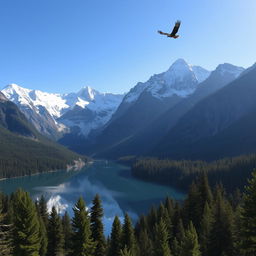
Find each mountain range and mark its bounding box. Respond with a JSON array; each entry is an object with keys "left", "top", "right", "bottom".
[
  {"left": 4, "top": 58, "right": 256, "bottom": 161},
  {"left": 2, "top": 84, "right": 123, "bottom": 139}
]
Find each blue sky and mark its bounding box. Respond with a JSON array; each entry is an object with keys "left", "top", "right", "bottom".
[{"left": 0, "top": 0, "right": 255, "bottom": 94}]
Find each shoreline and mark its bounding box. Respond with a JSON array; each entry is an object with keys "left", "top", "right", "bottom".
[{"left": 0, "top": 158, "right": 91, "bottom": 182}]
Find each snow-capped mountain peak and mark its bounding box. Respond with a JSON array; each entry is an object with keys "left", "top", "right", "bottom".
[
  {"left": 124, "top": 59, "right": 210, "bottom": 103},
  {"left": 77, "top": 86, "right": 98, "bottom": 101},
  {"left": 1, "top": 84, "right": 124, "bottom": 138},
  {"left": 215, "top": 63, "right": 245, "bottom": 78}
]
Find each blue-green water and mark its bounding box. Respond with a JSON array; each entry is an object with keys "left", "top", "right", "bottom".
[{"left": 0, "top": 160, "right": 185, "bottom": 233}]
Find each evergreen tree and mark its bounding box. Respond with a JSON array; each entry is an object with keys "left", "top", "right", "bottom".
[
  {"left": 90, "top": 194, "right": 106, "bottom": 256},
  {"left": 120, "top": 246, "right": 134, "bottom": 256},
  {"left": 0, "top": 200, "right": 13, "bottom": 256},
  {"left": 39, "top": 216, "right": 48, "bottom": 256},
  {"left": 200, "top": 202, "right": 213, "bottom": 256},
  {"left": 12, "top": 189, "right": 40, "bottom": 256},
  {"left": 38, "top": 195, "right": 48, "bottom": 227},
  {"left": 62, "top": 211, "right": 73, "bottom": 255},
  {"left": 122, "top": 213, "right": 137, "bottom": 255},
  {"left": 183, "top": 182, "right": 201, "bottom": 228},
  {"left": 154, "top": 218, "right": 172, "bottom": 256},
  {"left": 180, "top": 222, "right": 201, "bottom": 256},
  {"left": 72, "top": 197, "right": 95, "bottom": 256},
  {"left": 109, "top": 216, "right": 122, "bottom": 256},
  {"left": 209, "top": 189, "right": 234, "bottom": 256},
  {"left": 171, "top": 238, "right": 180, "bottom": 256},
  {"left": 240, "top": 170, "right": 256, "bottom": 255},
  {"left": 138, "top": 229, "right": 153, "bottom": 256},
  {"left": 175, "top": 219, "right": 185, "bottom": 244},
  {"left": 198, "top": 172, "right": 213, "bottom": 208},
  {"left": 47, "top": 206, "right": 64, "bottom": 256},
  {"left": 165, "top": 197, "right": 175, "bottom": 220}
]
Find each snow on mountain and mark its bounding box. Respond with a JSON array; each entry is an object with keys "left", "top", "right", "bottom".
[
  {"left": 1, "top": 84, "right": 124, "bottom": 138},
  {"left": 2, "top": 84, "right": 68, "bottom": 118},
  {"left": 216, "top": 63, "right": 245, "bottom": 79},
  {"left": 123, "top": 59, "right": 210, "bottom": 103}
]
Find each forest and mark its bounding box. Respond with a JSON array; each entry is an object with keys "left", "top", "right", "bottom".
[
  {"left": 0, "top": 126, "right": 87, "bottom": 179},
  {"left": 131, "top": 154, "right": 256, "bottom": 192},
  {"left": 1, "top": 170, "right": 256, "bottom": 256}
]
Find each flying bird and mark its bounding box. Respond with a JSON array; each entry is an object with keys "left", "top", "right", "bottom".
[{"left": 158, "top": 20, "right": 181, "bottom": 39}]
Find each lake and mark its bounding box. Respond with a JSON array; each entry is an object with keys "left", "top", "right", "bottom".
[{"left": 0, "top": 160, "right": 185, "bottom": 234}]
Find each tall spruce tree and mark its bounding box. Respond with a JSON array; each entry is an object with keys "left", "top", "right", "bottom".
[
  {"left": 122, "top": 213, "right": 137, "bottom": 255},
  {"left": 240, "top": 170, "right": 256, "bottom": 256},
  {"left": 154, "top": 218, "right": 172, "bottom": 256},
  {"left": 138, "top": 229, "right": 153, "bottom": 256},
  {"left": 90, "top": 194, "right": 106, "bottom": 256},
  {"left": 209, "top": 188, "right": 234, "bottom": 256},
  {"left": 199, "top": 202, "right": 213, "bottom": 256},
  {"left": 12, "top": 189, "right": 41, "bottom": 256},
  {"left": 47, "top": 206, "right": 64, "bottom": 256},
  {"left": 183, "top": 182, "right": 201, "bottom": 228},
  {"left": 0, "top": 200, "right": 13, "bottom": 256},
  {"left": 38, "top": 195, "right": 49, "bottom": 227},
  {"left": 39, "top": 216, "right": 48, "bottom": 256},
  {"left": 109, "top": 216, "right": 122, "bottom": 256},
  {"left": 62, "top": 211, "right": 73, "bottom": 255},
  {"left": 72, "top": 197, "right": 95, "bottom": 256},
  {"left": 120, "top": 246, "right": 134, "bottom": 256},
  {"left": 180, "top": 221, "right": 201, "bottom": 256}
]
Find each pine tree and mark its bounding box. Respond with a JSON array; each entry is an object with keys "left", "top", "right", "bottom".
[
  {"left": 165, "top": 197, "right": 175, "bottom": 220},
  {"left": 200, "top": 202, "right": 213, "bottom": 256},
  {"left": 171, "top": 238, "right": 180, "bottom": 256},
  {"left": 240, "top": 170, "right": 256, "bottom": 255},
  {"left": 209, "top": 188, "right": 234, "bottom": 256},
  {"left": 0, "top": 200, "right": 13, "bottom": 256},
  {"left": 198, "top": 173, "right": 213, "bottom": 210},
  {"left": 47, "top": 206, "right": 64, "bottom": 256},
  {"left": 39, "top": 216, "right": 48, "bottom": 256},
  {"left": 120, "top": 246, "right": 134, "bottom": 256},
  {"left": 71, "top": 197, "right": 95, "bottom": 256},
  {"left": 90, "top": 194, "right": 106, "bottom": 256},
  {"left": 180, "top": 221, "right": 201, "bottom": 256},
  {"left": 175, "top": 219, "right": 185, "bottom": 244},
  {"left": 138, "top": 229, "right": 153, "bottom": 256},
  {"left": 62, "top": 211, "right": 73, "bottom": 255},
  {"left": 183, "top": 182, "right": 201, "bottom": 228},
  {"left": 109, "top": 216, "right": 122, "bottom": 256},
  {"left": 38, "top": 195, "right": 48, "bottom": 227},
  {"left": 122, "top": 213, "right": 137, "bottom": 255},
  {"left": 154, "top": 218, "right": 172, "bottom": 256},
  {"left": 12, "top": 189, "right": 41, "bottom": 256}
]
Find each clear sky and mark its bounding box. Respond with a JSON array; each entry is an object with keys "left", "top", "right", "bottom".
[{"left": 0, "top": 0, "right": 255, "bottom": 94}]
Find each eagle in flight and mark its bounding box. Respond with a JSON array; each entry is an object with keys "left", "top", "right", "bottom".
[{"left": 158, "top": 20, "right": 181, "bottom": 39}]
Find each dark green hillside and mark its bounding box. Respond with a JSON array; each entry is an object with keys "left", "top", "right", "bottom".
[
  {"left": 0, "top": 126, "right": 84, "bottom": 179},
  {"left": 0, "top": 94, "right": 86, "bottom": 179},
  {"left": 131, "top": 154, "right": 256, "bottom": 192}
]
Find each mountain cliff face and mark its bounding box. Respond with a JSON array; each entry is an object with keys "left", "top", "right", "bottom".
[
  {"left": 99, "top": 63, "right": 244, "bottom": 158},
  {"left": 152, "top": 64, "right": 256, "bottom": 160},
  {"left": 79, "top": 59, "right": 211, "bottom": 156},
  {"left": 1, "top": 84, "right": 123, "bottom": 139}
]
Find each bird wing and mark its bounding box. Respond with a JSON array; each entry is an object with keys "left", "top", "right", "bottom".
[
  {"left": 170, "top": 20, "right": 181, "bottom": 36},
  {"left": 158, "top": 30, "right": 170, "bottom": 36}
]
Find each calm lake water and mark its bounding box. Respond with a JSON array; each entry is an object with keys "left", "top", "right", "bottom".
[{"left": 0, "top": 160, "right": 185, "bottom": 234}]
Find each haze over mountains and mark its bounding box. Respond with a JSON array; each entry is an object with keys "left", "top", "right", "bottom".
[{"left": 3, "top": 58, "right": 256, "bottom": 161}]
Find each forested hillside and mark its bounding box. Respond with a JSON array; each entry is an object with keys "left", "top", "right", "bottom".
[
  {"left": 131, "top": 154, "right": 256, "bottom": 192},
  {"left": 0, "top": 93, "right": 86, "bottom": 179}
]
